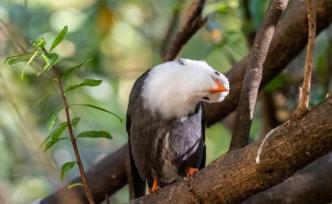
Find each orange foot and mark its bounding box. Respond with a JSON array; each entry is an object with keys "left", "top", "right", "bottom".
[
  {"left": 186, "top": 167, "right": 199, "bottom": 177},
  {"left": 148, "top": 177, "right": 159, "bottom": 193}
]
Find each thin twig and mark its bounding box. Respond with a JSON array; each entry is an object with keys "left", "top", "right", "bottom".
[
  {"left": 294, "top": 0, "right": 316, "bottom": 116},
  {"left": 230, "top": 0, "right": 289, "bottom": 150},
  {"left": 163, "top": 0, "right": 207, "bottom": 61},
  {"left": 160, "top": 5, "right": 181, "bottom": 58},
  {"left": 55, "top": 70, "right": 95, "bottom": 204}
]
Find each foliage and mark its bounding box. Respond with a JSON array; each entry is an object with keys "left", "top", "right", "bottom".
[{"left": 4, "top": 25, "right": 120, "bottom": 203}]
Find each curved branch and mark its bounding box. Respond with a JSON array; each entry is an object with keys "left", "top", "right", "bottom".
[{"left": 230, "top": 0, "right": 289, "bottom": 150}]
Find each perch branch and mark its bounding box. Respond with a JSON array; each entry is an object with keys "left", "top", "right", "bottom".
[{"left": 133, "top": 96, "right": 332, "bottom": 204}]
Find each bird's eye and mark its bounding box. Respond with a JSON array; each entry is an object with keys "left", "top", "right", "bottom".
[
  {"left": 203, "top": 97, "right": 210, "bottom": 101},
  {"left": 214, "top": 71, "right": 220, "bottom": 76}
]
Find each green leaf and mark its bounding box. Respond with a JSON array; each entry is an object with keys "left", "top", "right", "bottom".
[
  {"left": 33, "top": 37, "right": 46, "bottom": 50},
  {"left": 4, "top": 51, "right": 36, "bottom": 65},
  {"left": 42, "top": 122, "right": 68, "bottom": 152},
  {"left": 71, "top": 117, "right": 80, "bottom": 128},
  {"left": 43, "top": 137, "right": 69, "bottom": 152},
  {"left": 21, "top": 50, "right": 40, "bottom": 79},
  {"left": 60, "top": 161, "right": 76, "bottom": 181},
  {"left": 47, "top": 109, "right": 62, "bottom": 130},
  {"left": 41, "top": 52, "right": 59, "bottom": 71},
  {"left": 63, "top": 58, "right": 93, "bottom": 79},
  {"left": 78, "top": 130, "right": 112, "bottom": 139},
  {"left": 33, "top": 94, "right": 55, "bottom": 107},
  {"left": 50, "top": 26, "right": 68, "bottom": 52},
  {"left": 67, "top": 182, "right": 83, "bottom": 189},
  {"left": 71, "top": 103, "right": 122, "bottom": 122},
  {"left": 65, "top": 79, "right": 102, "bottom": 93}
]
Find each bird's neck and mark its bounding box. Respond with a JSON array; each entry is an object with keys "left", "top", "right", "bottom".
[{"left": 142, "top": 91, "right": 200, "bottom": 119}]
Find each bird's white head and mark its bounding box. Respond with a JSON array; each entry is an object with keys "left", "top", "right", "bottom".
[{"left": 141, "top": 58, "right": 229, "bottom": 119}]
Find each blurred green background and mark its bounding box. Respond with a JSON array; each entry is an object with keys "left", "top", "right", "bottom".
[{"left": 0, "top": 0, "right": 331, "bottom": 203}]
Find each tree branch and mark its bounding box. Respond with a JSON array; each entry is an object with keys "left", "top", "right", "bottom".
[
  {"left": 163, "top": 0, "right": 207, "bottom": 61},
  {"left": 241, "top": 150, "right": 332, "bottom": 204},
  {"left": 56, "top": 72, "right": 95, "bottom": 204},
  {"left": 230, "top": 0, "right": 289, "bottom": 150},
  {"left": 133, "top": 96, "right": 332, "bottom": 204},
  {"left": 159, "top": 4, "right": 181, "bottom": 58},
  {"left": 40, "top": 0, "right": 332, "bottom": 203},
  {"left": 294, "top": 0, "right": 317, "bottom": 116}
]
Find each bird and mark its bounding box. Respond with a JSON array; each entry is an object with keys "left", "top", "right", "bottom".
[{"left": 126, "top": 58, "right": 229, "bottom": 199}]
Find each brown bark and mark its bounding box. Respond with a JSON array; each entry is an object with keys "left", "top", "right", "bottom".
[
  {"left": 230, "top": 0, "right": 288, "bottom": 150},
  {"left": 40, "top": 0, "right": 332, "bottom": 203},
  {"left": 241, "top": 150, "right": 332, "bottom": 204},
  {"left": 133, "top": 96, "right": 332, "bottom": 204}
]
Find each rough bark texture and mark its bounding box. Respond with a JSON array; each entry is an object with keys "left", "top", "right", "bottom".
[
  {"left": 230, "top": 0, "right": 288, "bottom": 150},
  {"left": 241, "top": 150, "right": 332, "bottom": 204},
  {"left": 40, "top": 0, "right": 332, "bottom": 203},
  {"left": 133, "top": 96, "right": 332, "bottom": 204}
]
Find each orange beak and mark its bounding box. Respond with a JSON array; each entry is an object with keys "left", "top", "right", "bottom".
[{"left": 209, "top": 79, "right": 228, "bottom": 94}]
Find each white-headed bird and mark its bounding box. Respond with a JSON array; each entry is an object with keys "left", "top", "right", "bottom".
[{"left": 127, "top": 59, "right": 229, "bottom": 198}]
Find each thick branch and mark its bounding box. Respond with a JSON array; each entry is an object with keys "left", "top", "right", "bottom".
[
  {"left": 41, "top": 0, "right": 332, "bottom": 203},
  {"left": 133, "top": 96, "right": 332, "bottom": 204},
  {"left": 163, "top": 0, "right": 207, "bottom": 61},
  {"left": 241, "top": 150, "right": 332, "bottom": 204},
  {"left": 230, "top": 0, "right": 288, "bottom": 150}
]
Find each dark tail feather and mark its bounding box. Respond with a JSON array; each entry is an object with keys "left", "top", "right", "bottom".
[{"left": 127, "top": 143, "right": 146, "bottom": 200}]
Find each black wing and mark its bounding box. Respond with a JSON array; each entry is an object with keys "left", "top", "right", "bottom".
[
  {"left": 126, "top": 70, "right": 151, "bottom": 199},
  {"left": 127, "top": 113, "right": 146, "bottom": 199},
  {"left": 200, "top": 104, "right": 206, "bottom": 169}
]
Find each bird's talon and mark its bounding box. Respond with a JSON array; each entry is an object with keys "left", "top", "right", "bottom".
[
  {"left": 148, "top": 186, "right": 159, "bottom": 193},
  {"left": 148, "top": 177, "right": 159, "bottom": 193},
  {"left": 186, "top": 167, "right": 199, "bottom": 177}
]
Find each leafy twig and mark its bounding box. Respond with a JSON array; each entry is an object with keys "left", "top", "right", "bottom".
[{"left": 54, "top": 68, "right": 95, "bottom": 204}]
